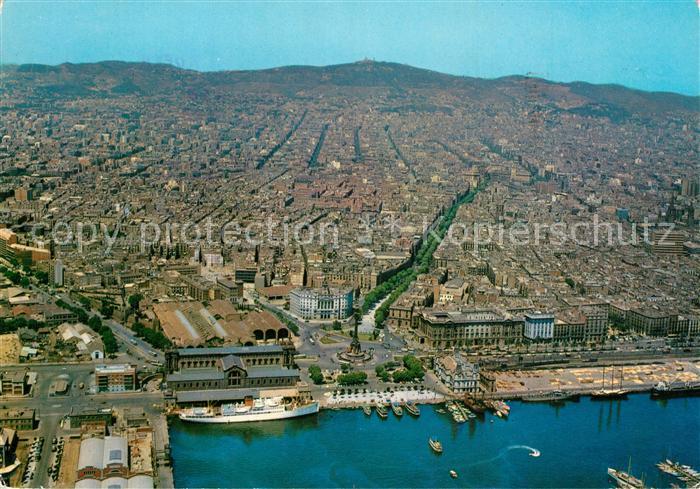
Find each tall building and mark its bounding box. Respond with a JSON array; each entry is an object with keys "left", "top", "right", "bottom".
[
  {"left": 0, "top": 228, "right": 18, "bottom": 262},
  {"left": 52, "top": 259, "right": 64, "bottom": 286},
  {"left": 650, "top": 227, "right": 687, "bottom": 256},
  {"left": 289, "top": 287, "right": 353, "bottom": 320},
  {"left": 523, "top": 313, "right": 555, "bottom": 341}
]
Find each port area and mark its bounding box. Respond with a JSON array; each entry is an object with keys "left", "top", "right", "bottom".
[
  {"left": 483, "top": 358, "right": 700, "bottom": 399},
  {"left": 322, "top": 387, "right": 444, "bottom": 408}
]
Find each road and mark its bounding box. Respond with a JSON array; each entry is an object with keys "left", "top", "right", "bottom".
[
  {"left": 28, "top": 284, "right": 164, "bottom": 363},
  {"left": 1, "top": 363, "right": 165, "bottom": 488}
]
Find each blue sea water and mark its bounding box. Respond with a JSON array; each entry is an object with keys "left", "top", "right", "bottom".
[{"left": 170, "top": 394, "right": 699, "bottom": 487}]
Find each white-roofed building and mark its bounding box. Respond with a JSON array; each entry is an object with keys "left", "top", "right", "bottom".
[
  {"left": 58, "top": 322, "right": 104, "bottom": 360},
  {"left": 76, "top": 435, "right": 153, "bottom": 488}
]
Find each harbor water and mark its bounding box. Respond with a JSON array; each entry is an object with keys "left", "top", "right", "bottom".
[{"left": 170, "top": 394, "right": 699, "bottom": 487}]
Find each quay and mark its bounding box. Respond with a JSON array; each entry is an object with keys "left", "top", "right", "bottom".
[
  {"left": 480, "top": 358, "right": 700, "bottom": 400},
  {"left": 322, "top": 387, "right": 443, "bottom": 409}
]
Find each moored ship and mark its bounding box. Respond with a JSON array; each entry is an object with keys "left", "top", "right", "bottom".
[
  {"left": 178, "top": 397, "right": 319, "bottom": 424},
  {"left": 592, "top": 366, "right": 628, "bottom": 400},
  {"left": 405, "top": 401, "right": 420, "bottom": 417},
  {"left": 650, "top": 381, "right": 700, "bottom": 399},
  {"left": 522, "top": 390, "right": 581, "bottom": 404},
  {"left": 607, "top": 467, "right": 644, "bottom": 488},
  {"left": 376, "top": 403, "right": 389, "bottom": 419}
]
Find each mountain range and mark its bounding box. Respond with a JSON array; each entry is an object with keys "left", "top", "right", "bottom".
[{"left": 2, "top": 60, "right": 697, "bottom": 118}]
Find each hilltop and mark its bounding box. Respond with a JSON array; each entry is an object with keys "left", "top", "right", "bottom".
[{"left": 2, "top": 60, "right": 697, "bottom": 117}]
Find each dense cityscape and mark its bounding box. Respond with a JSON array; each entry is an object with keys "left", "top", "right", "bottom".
[{"left": 0, "top": 33, "right": 698, "bottom": 489}]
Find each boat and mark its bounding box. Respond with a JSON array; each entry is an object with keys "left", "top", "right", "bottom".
[
  {"left": 405, "top": 402, "right": 420, "bottom": 417},
  {"left": 178, "top": 397, "right": 319, "bottom": 424},
  {"left": 591, "top": 389, "right": 629, "bottom": 400},
  {"left": 449, "top": 470, "right": 458, "bottom": 479},
  {"left": 429, "top": 438, "right": 443, "bottom": 454},
  {"left": 529, "top": 448, "right": 541, "bottom": 458},
  {"left": 651, "top": 381, "right": 700, "bottom": 399},
  {"left": 483, "top": 399, "right": 510, "bottom": 417},
  {"left": 657, "top": 460, "right": 700, "bottom": 486},
  {"left": 391, "top": 402, "right": 404, "bottom": 417},
  {"left": 376, "top": 404, "right": 389, "bottom": 419},
  {"left": 463, "top": 395, "right": 487, "bottom": 414},
  {"left": 592, "top": 366, "right": 628, "bottom": 400},
  {"left": 522, "top": 390, "right": 581, "bottom": 404},
  {"left": 607, "top": 468, "right": 644, "bottom": 488},
  {"left": 362, "top": 405, "right": 372, "bottom": 416}
]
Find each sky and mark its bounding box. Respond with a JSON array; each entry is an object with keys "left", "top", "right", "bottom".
[{"left": 0, "top": 0, "right": 698, "bottom": 95}]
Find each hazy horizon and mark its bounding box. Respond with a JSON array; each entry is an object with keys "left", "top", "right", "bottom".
[{"left": 1, "top": 0, "right": 698, "bottom": 96}]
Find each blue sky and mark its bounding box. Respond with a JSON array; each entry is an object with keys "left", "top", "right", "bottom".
[{"left": 1, "top": 0, "right": 698, "bottom": 95}]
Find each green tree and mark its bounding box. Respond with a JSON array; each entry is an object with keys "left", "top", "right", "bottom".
[
  {"left": 308, "top": 365, "right": 324, "bottom": 385},
  {"left": 337, "top": 371, "right": 367, "bottom": 385},
  {"left": 128, "top": 293, "right": 144, "bottom": 311}
]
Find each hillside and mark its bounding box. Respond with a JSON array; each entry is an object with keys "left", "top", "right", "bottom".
[{"left": 2, "top": 60, "right": 697, "bottom": 117}]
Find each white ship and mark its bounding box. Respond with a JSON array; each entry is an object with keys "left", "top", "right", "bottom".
[{"left": 178, "top": 397, "right": 319, "bottom": 424}]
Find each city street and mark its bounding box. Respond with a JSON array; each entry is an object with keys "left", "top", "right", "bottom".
[{"left": 1, "top": 363, "right": 165, "bottom": 488}]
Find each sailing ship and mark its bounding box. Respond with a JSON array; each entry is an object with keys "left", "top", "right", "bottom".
[{"left": 592, "top": 366, "right": 629, "bottom": 400}]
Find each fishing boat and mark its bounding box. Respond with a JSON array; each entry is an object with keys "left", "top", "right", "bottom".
[
  {"left": 362, "top": 405, "right": 372, "bottom": 416},
  {"left": 391, "top": 402, "right": 404, "bottom": 417},
  {"left": 429, "top": 438, "right": 443, "bottom": 454},
  {"left": 405, "top": 402, "right": 420, "bottom": 417},
  {"left": 449, "top": 470, "right": 458, "bottom": 479}
]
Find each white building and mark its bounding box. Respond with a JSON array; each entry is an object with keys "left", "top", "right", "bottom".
[
  {"left": 75, "top": 435, "right": 153, "bottom": 489},
  {"left": 524, "top": 313, "right": 554, "bottom": 341},
  {"left": 289, "top": 287, "right": 353, "bottom": 320},
  {"left": 434, "top": 353, "right": 480, "bottom": 393},
  {"left": 53, "top": 259, "right": 64, "bottom": 287}
]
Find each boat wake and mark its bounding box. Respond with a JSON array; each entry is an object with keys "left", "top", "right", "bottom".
[{"left": 468, "top": 445, "right": 541, "bottom": 466}]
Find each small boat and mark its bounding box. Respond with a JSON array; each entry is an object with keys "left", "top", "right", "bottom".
[
  {"left": 363, "top": 405, "right": 372, "bottom": 416},
  {"left": 391, "top": 402, "right": 404, "bottom": 417},
  {"left": 405, "top": 402, "right": 420, "bottom": 417},
  {"left": 429, "top": 438, "right": 443, "bottom": 454},
  {"left": 449, "top": 470, "right": 458, "bottom": 479},
  {"left": 376, "top": 404, "right": 388, "bottom": 419},
  {"left": 529, "top": 449, "right": 541, "bottom": 458}
]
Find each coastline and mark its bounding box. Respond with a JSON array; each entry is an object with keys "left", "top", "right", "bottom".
[{"left": 168, "top": 394, "right": 700, "bottom": 488}]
